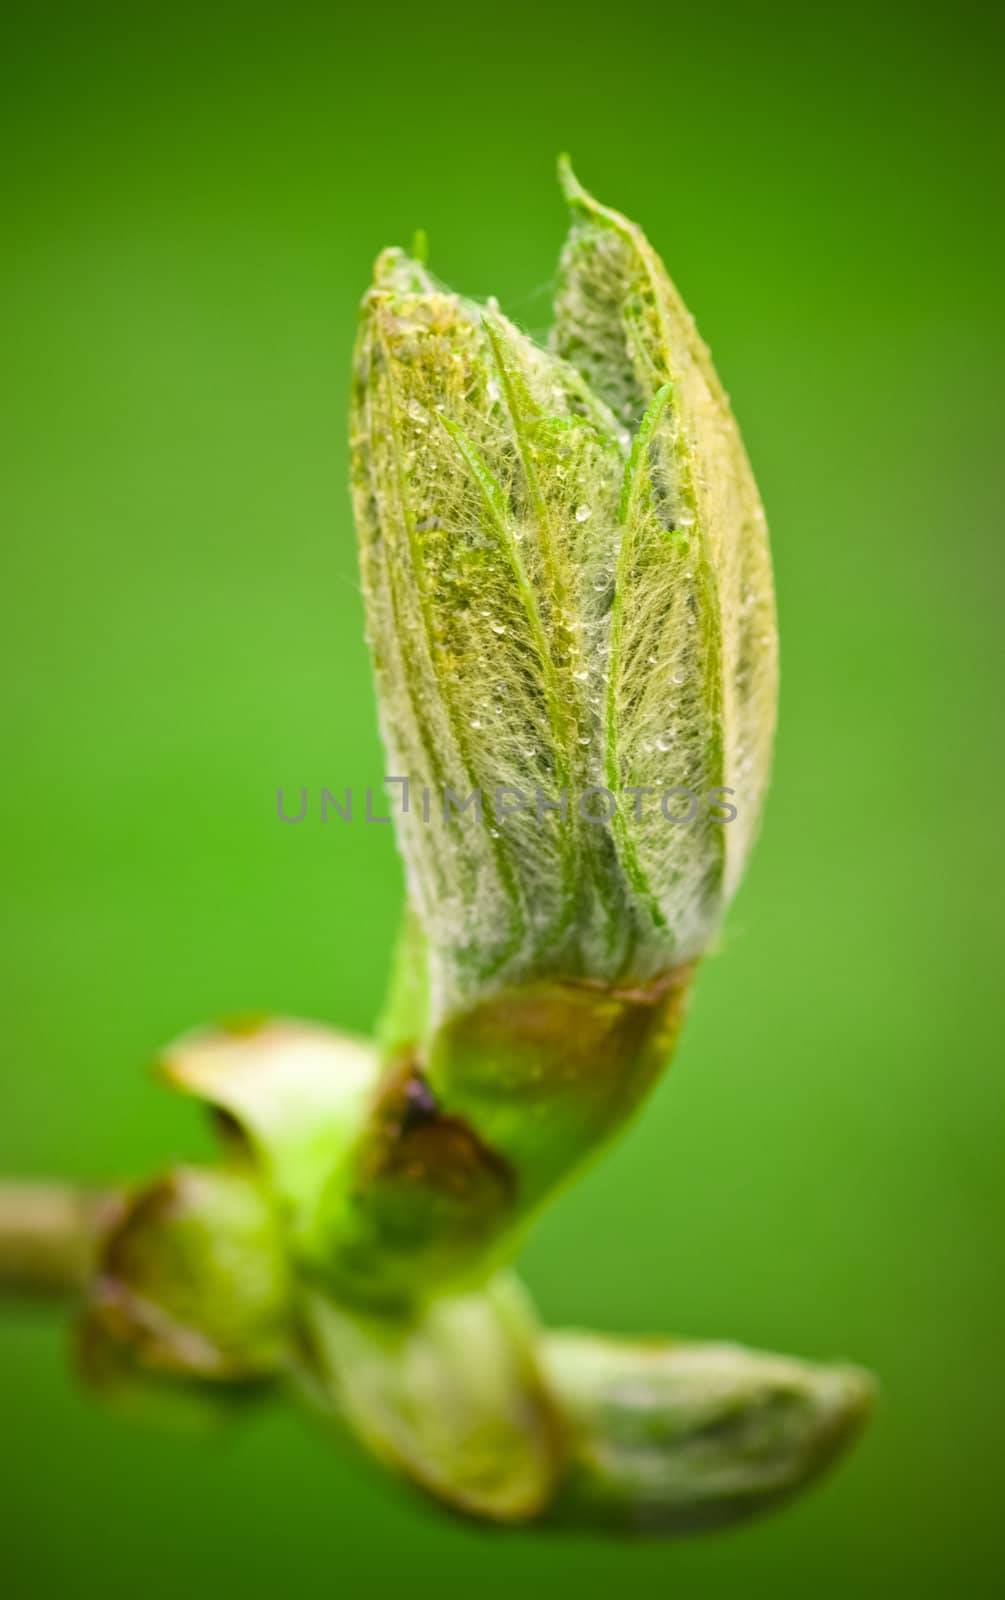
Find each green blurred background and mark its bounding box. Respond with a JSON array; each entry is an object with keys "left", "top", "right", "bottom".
[{"left": 3, "top": 0, "right": 1003, "bottom": 1592}]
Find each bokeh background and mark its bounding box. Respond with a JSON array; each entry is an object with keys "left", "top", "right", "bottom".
[{"left": 3, "top": 1, "right": 1003, "bottom": 1593}]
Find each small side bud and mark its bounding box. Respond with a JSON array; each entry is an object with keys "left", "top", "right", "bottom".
[
  {"left": 542, "top": 1331, "right": 875, "bottom": 1534},
  {"left": 301, "top": 1276, "right": 562, "bottom": 1523},
  {"left": 79, "top": 1166, "right": 290, "bottom": 1387}
]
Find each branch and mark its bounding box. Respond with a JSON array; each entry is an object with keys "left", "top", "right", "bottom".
[{"left": 0, "top": 1182, "right": 115, "bottom": 1300}]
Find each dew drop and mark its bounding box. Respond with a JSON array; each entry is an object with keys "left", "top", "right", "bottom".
[{"left": 575, "top": 504, "right": 592, "bottom": 523}]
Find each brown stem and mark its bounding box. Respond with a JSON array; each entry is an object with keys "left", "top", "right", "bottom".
[{"left": 0, "top": 1182, "right": 116, "bottom": 1300}]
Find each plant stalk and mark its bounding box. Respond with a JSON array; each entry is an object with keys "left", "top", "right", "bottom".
[{"left": 0, "top": 1182, "right": 114, "bottom": 1300}]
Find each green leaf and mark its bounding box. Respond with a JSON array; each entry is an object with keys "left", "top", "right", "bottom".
[{"left": 553, "top": 160, "right": 778, "bottom": 909}]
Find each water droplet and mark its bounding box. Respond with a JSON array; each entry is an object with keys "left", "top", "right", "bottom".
[
  {"left": 671, "top": 670, "right": 685, "bottom": 684},
  {"left": 572, "top": 668, "right": 589, "bottom": 681},
  {"left": 490, "top": 622, "right": 507, "bottom": 635},
  {"left": 470, "top": 717, "right": 482, "bottom": 728},
  {"left": 575, "top": 504, "right": 592, "bottom": 523},
  {"left": 656, "top": 731, "right": 675, "bottom": 752},
  {"left": 407, "top": 398, "right": 429, "bottom": 425}
]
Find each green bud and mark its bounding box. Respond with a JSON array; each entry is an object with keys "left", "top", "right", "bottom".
[
  {"left": 302, "top": 1275, "right": 561, "bottom": 1523},
  {"left": 80, "top": 1165, "right": 290, "bottom": 1384},
  {"left": 351, "top": 163, "right": 777, "bottom": 1015},
  {"left": 541, "top": 1332, "right": 875, "bottom": 1534}
]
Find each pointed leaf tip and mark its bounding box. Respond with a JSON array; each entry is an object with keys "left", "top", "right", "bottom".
[
  {"left": 556, "top": 156, "right": 620, "bottom": 230},
  {"left": 557, "top": 153, "right": 586, "bottom": 209}
]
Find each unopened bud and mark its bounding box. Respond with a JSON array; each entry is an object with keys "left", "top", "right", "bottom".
[{"left": 351, "top": 163, "right": 777, "bottom": 1016}]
